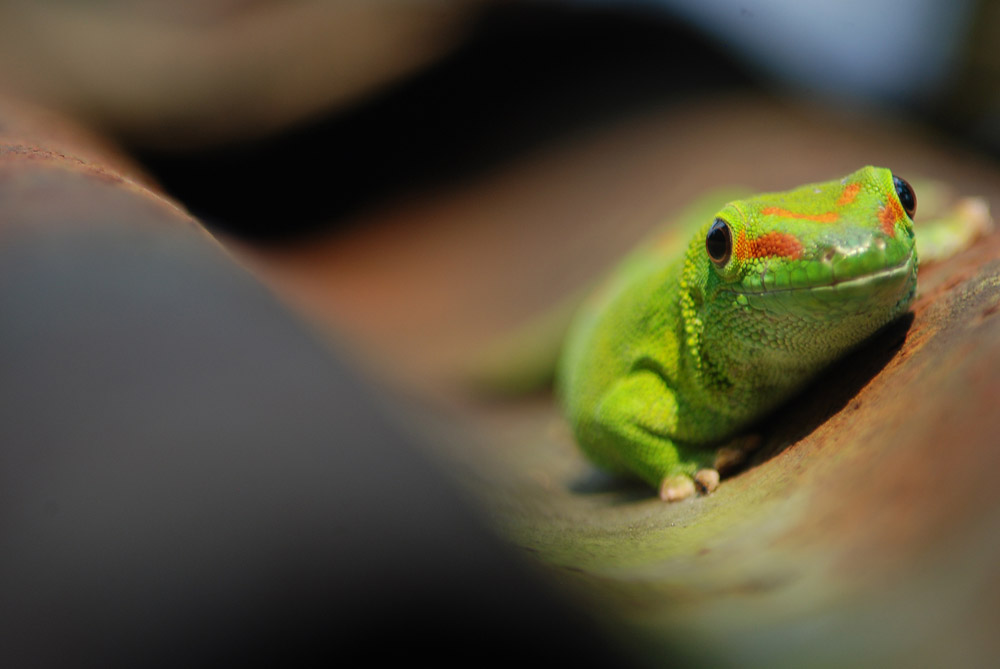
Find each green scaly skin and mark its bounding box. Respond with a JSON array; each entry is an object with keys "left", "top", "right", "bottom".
[{"left": 558, "top": 166, "right": 919, "bottom": 499}]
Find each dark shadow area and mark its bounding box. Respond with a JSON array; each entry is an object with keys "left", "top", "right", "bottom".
[{"left": 131, "top": 2, "right": 752, "bottom": 241}]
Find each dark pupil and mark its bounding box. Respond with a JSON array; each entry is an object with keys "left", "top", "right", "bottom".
[
  {"left": 705, "top": 218, "right": 731, "bottom": 265},
  {"left": 893, "top": 175, "right": 916, "bottom": 219}
]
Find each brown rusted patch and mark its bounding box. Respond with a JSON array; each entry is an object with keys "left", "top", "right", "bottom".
[
  {"left": 0, "top": 97, "right": 157, "bottom": 187},
  {"left": 979, "top": 300, "right": 1000, "bottom": 322},
  {"left": 0, "top": 97, "right": 200, "bottom": 234},
  {"left": 0, "top": 142, "right": 126, "bottom": 185}
]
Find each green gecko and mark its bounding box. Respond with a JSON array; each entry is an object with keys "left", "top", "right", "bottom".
[{"left": 557, "top": 166, "right": 990, "bottom": 502}]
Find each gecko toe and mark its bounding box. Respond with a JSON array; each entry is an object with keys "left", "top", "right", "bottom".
[
  {"left": 694, "top": 468, "right": 720, "bottom": 494},
  {"left": 659, "top": 475, "right": 696, "bottom": 502}
]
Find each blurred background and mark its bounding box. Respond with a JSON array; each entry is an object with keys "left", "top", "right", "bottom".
[
  {"left": 2, "top": 1, "right": 1000, "bottom": 666},
  {"left": 0, "top": 0, "right": 995, "bottom": 238}
]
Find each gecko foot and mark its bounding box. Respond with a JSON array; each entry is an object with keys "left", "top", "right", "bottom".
[{"left": 694, "top": 468, "right": 720, "bottom": 494}]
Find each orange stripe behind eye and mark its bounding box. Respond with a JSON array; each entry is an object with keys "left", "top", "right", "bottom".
[
  {"left": 734, "top": 230, "right": 803, "bottom": 261},
  {"left": 760, "top": 206, "right": 839, "bottom": 223},
  {"left": 878, "top": 199, "right": 902, "bottom": 236},
  {"left": 837, "top": 182, "right": 861, "bottom": 205}
]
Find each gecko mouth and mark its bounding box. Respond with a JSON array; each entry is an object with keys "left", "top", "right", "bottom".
[{"left": 730, "top": 248, "right": 916, "bottom": 297}]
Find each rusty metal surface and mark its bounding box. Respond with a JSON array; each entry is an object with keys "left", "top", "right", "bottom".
[
  {"left": 4, "top": 83, "right": 998, "bottom": 663},
  {"left": 440, "top": 233, "right": 1000, "bottom": 667},
  {"left": 0, "top": 98, "right": 147, "bottom": 175},
  {"left": 239, "top": 96, "right": 1000, "bottom": 665}
]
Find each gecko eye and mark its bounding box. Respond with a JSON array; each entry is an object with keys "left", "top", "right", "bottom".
[
  {"left": 705, "top": 218, "right": 732, "bottom": 267},
  {"left": 892, "top": 174, "right": 916, "bottom": 220}
]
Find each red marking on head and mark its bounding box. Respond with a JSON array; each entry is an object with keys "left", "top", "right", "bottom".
[
  {"left": 761, "top": 206, "right": 839, "bottom": 223},
  {"left": 837, "top": 183, "right": 861, "bottom": 206},
  {"left": 735, "top": 230, "right": 804, "bottom": 261},
  {"left": 878, "top": 198, "right": 902, "bottom": 236}
]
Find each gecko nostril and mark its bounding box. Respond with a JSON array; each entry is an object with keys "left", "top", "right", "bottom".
[{"left": 821, "top": 248, "right": 837, "bottom": 263}]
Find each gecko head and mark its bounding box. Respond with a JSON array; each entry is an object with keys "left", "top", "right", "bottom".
[{"left": 697, "top": 166, "right": 918, "bottom": 356}]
